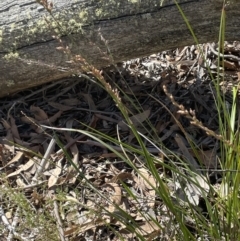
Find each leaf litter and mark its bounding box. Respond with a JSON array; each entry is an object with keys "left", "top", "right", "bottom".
[{"left": 0, "top": 41, "right": 240, "bottom": 240}]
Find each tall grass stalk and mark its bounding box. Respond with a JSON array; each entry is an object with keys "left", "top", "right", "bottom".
[{"left": 176, "top": 0, "right": 240, "bottom": 240}]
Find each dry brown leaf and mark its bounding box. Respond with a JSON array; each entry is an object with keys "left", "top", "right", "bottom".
[
  {"left": 174, "top": 134, "right": 200, "bottom": 171},
  {"left": 100, "top": 153, "right": 119, "bottom": 158},
  {"left": 95, "top": 114, "right": 119, "bottom": 123},
  {"left": 1, "top": 151, "right": 23, "bottom": 169},
  {"left": 16, "top": 177, "right": 26, "bottom": 188},
  {"left": 136, "top": 221, "right": 160, "bottom": 236},
  {"left": 120, "top": 221, "right": 160, "bottom": 239},
  {"left": 64, "top": 225, "right": 79, "bottom": 237},
  {"left": 97, "top": 96, "right": 113, "bottom": 109},
  {"left": 61, "top": 98, "right": 81, "bottom": 106},
  {"left": 48, "top": 101, "right": 73, "bottom": 111},
  {"left": 31, "top": 189, "right": 45, "bottom": 207},
  {"left": 30, "top": 105, "right": 48, "bottom": 121},
  {"left": 64, "top": 132, "right": 79, "bottom": 184},
  {"left": 146, "top": 229, "right": 162, "bottom": 241},
  {"left": 159, "top": 124, "right": 179, "bottom": 141},
  {"left": 7, "top": 159, "right": 35, "bottom": 177},
  {"left": 185, "top": 174, "right": 210, "bottom": 206},
  {"left": 118, "top": 229, "right": 136, "bottom": 240},
  {"left": 47, "top": 110, "right": 63, "bottom": 123},
  {"left": 118, "top": 109, "right": 151, "bottom": 131},
  {"left": 65, "top": 195, "right": 81, "bottom": 205},
  {"left": 37, "top": 111, "right": 63, "bottom": 124},
  {"left": 108, "top": 164, "right": 121, "bottom": 175},
  {"left": 137, "top": 168, "right": 156, "bottom": 190},
  {"left": 29, "top": 160, "right": 37, "bottom": 174},
  {"left": 3, "top": 131, "right": 14, "bottom": 146},
  {"left": 20, "top": 116, "right": 36, "bottom": 124},
  {"left": 138, "top": 168, "right": 156, "bottom": 207},
  {"left": 130, "top": 109, "right": 151, "bottom": 126},
  {"left": 1, "top": 143, "right": 15, "bottom": 154},
  {"left": 9, "top": 115, "right": 20, "bottom": 140},
  {"left": 103, "top": 183, "right": 122, "bottom": 213},
  {"left": 48, "top": 159, "right": 62, "bottom": 188},
  {"left": 0, "top": 144, "right": 11, "bottom": 166},
  {"left": 223, "top": 60, "right": 237, "bottom": 70},
  {"left": 155, "top": 120, "right": 170, "bottom": 134},
  {"left": 110, "top": 172, "right": 133, "bottom": 183},
  {"left": 30, "top": 134, "right": 46, "bottom": 144},
  {"left": 27, "top": 145, "right": 40, "bottom": 154},
  {"left": 190, "top": 149, "right": 217, "bottom": 169},
  {"left": 82, "top": 93, "right": 96, "bottom": 110},
  {"left": 65, "top": 119, "right": 74, "bottom": 129},
  {"left": 1, "top": 119, "right": 11, "bottom": 130},
  {"left": 64, "top": 219, "right": 106, "bottom": 237},
  {"left": 1, "top": 120, "right": 14, "bottom": 145},
  {"left": 14, "top": 137, "right": 31, "bottom": 147},
  {"left": 66, "top": 210, "right": 82, "bottom": 224},
  {"left": 34, "top": 125, "right": 46, "bottom": 134},
  {"left": 237, "top": 71, "right": 240, "bottom": 81},
  {"left": 65, "top": 134, "right": 78, "bottom": 165}
]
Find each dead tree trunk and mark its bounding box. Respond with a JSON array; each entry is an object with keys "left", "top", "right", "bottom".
[{"left": 0, "top": 0, "right": 239, "bottom": 97}]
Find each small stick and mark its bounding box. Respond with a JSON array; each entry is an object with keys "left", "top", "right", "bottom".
[
  {"left": 53, "top": 200, "right": 66, "bottom": 241},
  {"left": 32, "top": 138, "right": 56, "bottom": 184}
]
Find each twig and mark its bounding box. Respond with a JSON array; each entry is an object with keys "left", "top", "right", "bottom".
[
  {"left": 53, "top": 200, "right": 66, "bottom": 241},
  {"left": 7, "top": 207, "right": 19, "bottom": 241},
  {"left": 32, "top": 138, "right": 56, "bottom": 184},
  {"left": 12, "top": 180, "right": 48, "bottom": 190},
  {"left": 208, "top": 43, "right": 240, "bottom": 62},
  {"left": 178, "top": 59, "right": 198, "bottom": 84},
  {"left": 0, "top": 206, "right": 28, "bottom": 241},
  {"left": 0, "top": 206, "right": 12, "bottom": 234}
]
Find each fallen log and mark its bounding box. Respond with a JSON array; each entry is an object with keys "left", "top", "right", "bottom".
[{"left": 0, "top": 0, "right": 239, "bottom": 97}]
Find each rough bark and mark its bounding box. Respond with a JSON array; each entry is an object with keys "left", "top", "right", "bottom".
[{"left": 0, "top": 0, "right": 239, "bottom": 97}]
